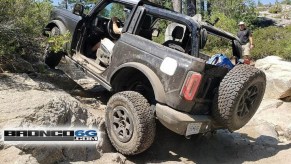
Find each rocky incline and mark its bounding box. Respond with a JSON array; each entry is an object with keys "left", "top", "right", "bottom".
[
  {"left": 0, "top": 72, "right": 122, "bottom": 163},
  {"left": 0, "top": 56, "right": 291, "bottom": 163},
  {"left": 258, "top": 5, "right": 291, "bottom": 27}
]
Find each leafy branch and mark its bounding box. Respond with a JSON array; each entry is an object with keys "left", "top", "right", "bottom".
[{"left": 47, "top": 31, "right": 71, "bottom": 53}]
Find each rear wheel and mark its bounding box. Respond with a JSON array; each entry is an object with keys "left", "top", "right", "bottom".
[
  {"left": 105, "top": 91, "right": 156, "bottom": 155},
  {"left": 212, "top": 64, "right": 266, "bottom": 131},
  {"left": 44, "top": 27, "right": 63, "bottom": 69}
]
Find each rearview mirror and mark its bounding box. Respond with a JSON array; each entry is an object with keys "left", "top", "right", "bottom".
[
  {"left": 152, "top": 28, "right": 160, "bottom": 37},
  {"left": 73, "top": 3, "right": 84, "bottom": 16}
]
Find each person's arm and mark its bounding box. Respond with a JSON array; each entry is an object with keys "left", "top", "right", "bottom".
[{"left": 112, "top": 17, "right": 121, "bottom": 35}]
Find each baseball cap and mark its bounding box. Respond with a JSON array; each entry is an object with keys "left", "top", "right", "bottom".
[{"left": 238, "top": 21, "right": 245, "bottom": 26}]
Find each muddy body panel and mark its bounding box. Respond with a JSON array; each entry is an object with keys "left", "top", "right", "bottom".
[{"left": 102, "top": 33, "right": 206, "bottom": 112}]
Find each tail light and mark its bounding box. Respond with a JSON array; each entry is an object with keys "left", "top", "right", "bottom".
[{"left": 181, "top": 72, "right": 202, "bottom": 101}]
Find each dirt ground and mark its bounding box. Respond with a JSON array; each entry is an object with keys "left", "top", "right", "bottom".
[{"left": 124, "top": 124, "right": 291, "bottom": 164}]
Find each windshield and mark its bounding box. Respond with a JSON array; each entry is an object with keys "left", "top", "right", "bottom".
[
  {"left": 54, "top": 0, "right": 95, "bottom": 13},
  {"left": 98, "top": 3, "right": 132, "bottom": 21}
]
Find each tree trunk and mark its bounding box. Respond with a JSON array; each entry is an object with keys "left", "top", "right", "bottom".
[
  {"left": 200, "top": 0, "right": 204, "bottom": 16},
  {"left": 64, "top": 0, "right": 68, "bottom": 9},
  {"left": 186, "top": 0, "right": 196, "bottom": 16},
  {"left": 207, "top": 0, "right": 211, "bottom": 15},
  {"left": 172, "top": 0, "right": 182, "bottom": 13}
]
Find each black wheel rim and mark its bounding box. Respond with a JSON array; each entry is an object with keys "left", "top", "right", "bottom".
[
  {"left": 237, "top": 85, "right": 258, "bottom": 118},
  {"left": 112, "top": 106, "right": 133, "bottom": 143}
]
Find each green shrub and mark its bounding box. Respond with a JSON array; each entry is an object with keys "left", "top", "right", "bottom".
[
  {"left": 0, "top": 0, "right": 52, "bottom": 56},
  {"left": 208, "top": 12, "right": 237, "bottom": 33},
  {"left": 252, "top": 26, "right": 291, "bottom": 60},
  {"left": 208, "top": 0, "right": 258, "bottom": 30},
  {"left": 47, "top": 32, "right": 71, "bottom": 53},
  {"left": 269, "top": 5, "right": 282, "bottom": 13},
  {"left": 201, "top": 12, "right": 237, "bottom": 57},
  {"left": 202, "top": 34, "right": 234, "bottom": 57}
]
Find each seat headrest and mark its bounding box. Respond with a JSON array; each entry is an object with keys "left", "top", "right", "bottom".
[
  {"left": 142, "top": 15, "right": 152, "bottom": 29},
  {"left": 172, "top": 26, "right": 184, "bottom": 40}
]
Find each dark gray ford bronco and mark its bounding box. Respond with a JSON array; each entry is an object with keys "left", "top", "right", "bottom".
[{"left": 44, "top": 0, "right": 266, "bottom": 155}]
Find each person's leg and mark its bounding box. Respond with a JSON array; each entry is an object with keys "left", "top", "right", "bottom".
[
  {"left": 242, "top": 43, "right": 251, "bottom": 64},
  {"left": 86, "top": 35, "right": 101, "bottom": 59}
]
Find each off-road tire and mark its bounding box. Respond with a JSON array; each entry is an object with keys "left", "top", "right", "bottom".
[
  {"left": 44, "top": 27, "right": 63, "bottom": 69},
  {"left": 168, "top": 43, "right": 185, "bottom": 52},
  {"left": 105, "top": 91, "right": 156, "bottom": 155},
  {"left": 212, "top": 64, "right": 266, "bottom": 131}
]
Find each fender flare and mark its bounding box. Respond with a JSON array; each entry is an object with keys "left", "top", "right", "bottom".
[
  {"left": 109, "top": 62, "right": 166, "bottom": 104},
  {"left": 45, "top": 20, "right": 67, "bottom": 34}
]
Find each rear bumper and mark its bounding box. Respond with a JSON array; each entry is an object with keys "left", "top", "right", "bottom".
[{"left": 156, "top": 103, "right": 213, "bottom": 136}]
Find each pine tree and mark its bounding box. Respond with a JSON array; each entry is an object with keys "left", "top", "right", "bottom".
[
  {"left": 283, "top": 0, "right": 291, "bottom": 5},
  {"left": 258, "top": 0, "right": 263, "bottom": 6}
]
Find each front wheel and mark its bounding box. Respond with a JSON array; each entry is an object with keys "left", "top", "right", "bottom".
[
  {"left": 105, "top": 91, "right": 156, "bottom": 155},
  {"left": 44, "top": 27, "right": 63, "bottom": 69},
  {"left": 44, "top": 46, "right": 63, "bottom": 69}
]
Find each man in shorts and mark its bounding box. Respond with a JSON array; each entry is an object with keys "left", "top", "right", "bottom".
[{"left": 237, "top": 21, "right": 254, "bottom": 61}]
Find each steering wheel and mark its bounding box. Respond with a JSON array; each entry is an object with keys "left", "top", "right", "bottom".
[{"left": 107, "top": 18, "right": 123, "bottom": 40}]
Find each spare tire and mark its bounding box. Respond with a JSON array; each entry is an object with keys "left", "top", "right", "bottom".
[{"left": 212, "top": 64, "right": 266, "bottom": 131}]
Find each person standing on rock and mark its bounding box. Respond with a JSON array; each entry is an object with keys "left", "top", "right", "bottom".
[{"left": 237, "top": 21, "right": 254, "bottom": 63}]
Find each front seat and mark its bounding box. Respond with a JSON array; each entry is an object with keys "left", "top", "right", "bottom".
[
  {"left": 163, "top": 26, "right": 185, "bottom": 52},
  {"left": 96, "top": 38, "right": 115, "bottom": 66}
]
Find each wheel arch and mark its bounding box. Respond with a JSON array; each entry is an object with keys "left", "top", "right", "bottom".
[
  {"left": 109, "top": 62, "right": 166, "bottom": 104},
  {"left": 45, "top": 20, "right": 67, "bottom": 35}
]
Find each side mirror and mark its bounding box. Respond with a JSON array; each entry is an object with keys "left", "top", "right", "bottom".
[
  {"left": 124, "top": 8, "right": 131, "bottom": 15},
  {"left": 213, "top": 18, "right": 220, "bottom": 26},
  {"left": 206, "top": 17, "right": 220, "bottom": 26},
  {"left": 199, "top": 28, "right": 208, "bottom": 49},
  {"left": 73, "top": 3, "right": 84, "bottom": 16},
  {"left": 152, "top": 28, "right": 160, "bottom": 37}
]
